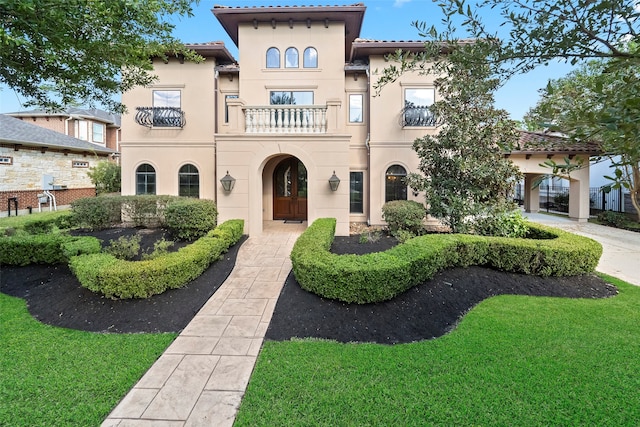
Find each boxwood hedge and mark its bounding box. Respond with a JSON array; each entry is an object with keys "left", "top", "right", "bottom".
[
  {"left": 0, "top": 233, "right": 101, "bottom": 266},
  {"left": 291, "top": 218, "right": 603, "bottom": 304},
  {"left": 69, "top": 219, "right": 243, "bottom": 299}
]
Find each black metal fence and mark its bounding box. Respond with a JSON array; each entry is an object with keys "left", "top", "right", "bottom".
[{"left": 513, "top": 183, "right": 628, "bottom": 213}]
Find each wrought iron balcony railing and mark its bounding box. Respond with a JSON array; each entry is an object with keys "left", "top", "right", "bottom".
[
  {"left": 401, "top": 106, "right": 438, "bottom": 127},
  {"left": 135, "top": 107, "right": 186, "bottom": 128}
]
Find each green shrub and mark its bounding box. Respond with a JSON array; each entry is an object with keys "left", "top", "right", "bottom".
[
  {"left": 87, "top": 160, "right": 121, "bottom": 195},
  {"left": 23, "top": 219, "right": 55, "bottom": 235},
  {"left": 472, "top": 209, "right": 530, "bottom": 238},
  {"left": 53, "top": 212, "right": 76, "bottom": 230},
  {"left": 71, "top": 196, "right": 122, "bottom": 230},
  {"left": 554, "top": 191, "right": 570, "bottom": 212},
  {"left": 60, "top": 237, "right": 102, "bottom": 258},
  {"left": 105, "top": 235, "right": 141, "bottom": 260},
  {"left": 121, "top": 195, "right": 178, "bottom": 228},
  {"left": 0, "top": 234, "right": 99, "bottom": 265},
  {"left": 381, "top": 200, "right": 426, "bottom": 235},
  {"left": 69, "top": 219, "right": 243, "bottom": 299},
  {"left": 291, "top": 218, "right": 602, "bottom": 304},
  {"left": 164, "top": 198, "right": 218, "bottom": 240},
  {"left": 597, "top": 211, "right": 628, "bottom": 227},
  {"left": 141, "top": 238, "right": 175, "bottom": 260},
  {"left": 392, "top": 229, "right": 416, "bottom": 243},
  {"left": 359, "top": 230, "right": 381, "bottom": 244}
]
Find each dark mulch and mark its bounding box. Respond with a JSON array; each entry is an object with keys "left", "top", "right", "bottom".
[
  {"left": 264, "top": 235, "right": 619, "bottom": 344},
  {"left": 0, "top": 227, "right": 246, "bottom": 333},
  {"left": 1, "top": 230, "right": 618, "bottom": 344}
]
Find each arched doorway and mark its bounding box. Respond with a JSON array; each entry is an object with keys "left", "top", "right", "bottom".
[{"left": 273, "top": 156, "right": 307, "bottom": 220}]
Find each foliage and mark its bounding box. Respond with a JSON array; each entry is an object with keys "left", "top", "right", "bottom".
[
  {"left": 121, "top": 195, "right": 178, "bottom": 228},
  {"left": 53, "top": 212, "right": 77, "bottom": 230},
  {"left": 141, "top": 238, "right": 175, "bottom": 260},
  {"left": 0, "top": 210, "right": 71, "bottom": 232},
  {"left": 0, "top": 0, "right": 203, "bottom": 112},
  {"left": 596, "top": 211, "right": 629, "bottom": 228},
  {"left": 71, "top": 196, "right": 123, "bottom": 230},
  {"left": 0, "top": 234, "right": 98, "bottom": 266},
  {"left": 471, "top": 209, "right": 530, "bottom": 238},
  {"left": 23, "top": 218, "right": 54, "bottom": 235},
  {"left": 69, "top": 219, "right": 243, "bottom": 299},
  {"left": 381, "top": 200, "right": 426, "bottom": 235},
  {"left": 105, "top": 235, "right": 142, "bottom": 261},
  {"left": 164, "top": 198, "right": 218, "bottom": 240},
  {"left": 291, "top": 218, "right": 601, "bottom": 304},
  {"left": 87, "top": 161, "right": 121, "bottom": 195},
  {"left": 0, "top": 293, "right": 175, "bottom": 426},
  {"left": 553, "top": 191, "right": 570, "bottom": 212},
  {"left": 236, "top": 275, "right": 640, "bottom": 427},
  {"left": 359, "top": 230, "right": 381, "bottom": 244}
]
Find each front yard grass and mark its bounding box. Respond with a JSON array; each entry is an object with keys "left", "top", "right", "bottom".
[
  {"left": 236, "top": 274, "right": 640, "bottom": 426},
  {"left": 0, "top": 293, "right": 176, "bottom": 426}
]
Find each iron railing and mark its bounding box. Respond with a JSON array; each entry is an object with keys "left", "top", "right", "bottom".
[
  {"left": 401, "top": 106, "right": 438, "bottom": 127},
  {"left": 135, "top": 107, "right": 186, "bottom": 128}
]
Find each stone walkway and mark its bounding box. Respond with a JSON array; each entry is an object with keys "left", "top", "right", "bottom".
[{"left": 102, "top": 221, "right": 306, "bottom": 426}]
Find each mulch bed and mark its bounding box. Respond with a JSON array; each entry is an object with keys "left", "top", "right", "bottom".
[{"left": 1, "top": 229, "right": 618, "bottom": 344}]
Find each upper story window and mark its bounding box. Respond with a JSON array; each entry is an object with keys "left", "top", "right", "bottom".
[
  {"left": 92, "top": 122, "right": 104, "bottom": 144},
  {"left": 270, "top": 91, "right": 314, "bottom": 105},
  {"left": 303, "top": 47, "right": 318, "bottom": 68},
  {"left": 152, "top": 90, "right": 183, "bottom": 127},
  {"left": 266, "top": 47, "right": 280, "bottom": 68},
  {"left": 225, "top": 94, "right": 239, "bottom": 123},
  {"left": 77, "top": 120, "right": 88, "bottom": 140},
  {"left": 285, "top": 47, "right": 299, "bottom": 68},
  {"left": 403, "top": 88, "right": 436, "bottom": 127},
  {"left": 349, "top": 94, "right": 363, "bottom": 123}
]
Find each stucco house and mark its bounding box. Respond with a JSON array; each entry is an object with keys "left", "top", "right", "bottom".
[
  {"left": 0, "top": 114, "right": 114, "bottom": 216},
  {"left": 120, "top": 3, "right": 594, "bottom": 236}
]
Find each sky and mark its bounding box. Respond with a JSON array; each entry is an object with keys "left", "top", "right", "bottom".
[{"left": 0, "top": 0, "right": 578, "bottom": 121}]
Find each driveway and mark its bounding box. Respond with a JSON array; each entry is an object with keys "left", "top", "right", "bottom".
[{"left": 523, "top": 212, "right": 640, "bottom": 286}]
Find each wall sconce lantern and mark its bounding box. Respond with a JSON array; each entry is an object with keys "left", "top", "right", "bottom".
[
  {"left": 328, "top": 171, "right": 340, "bottom": 191},
  {"left": 220, "top": 171, "right": 236, "bottom": 192}
]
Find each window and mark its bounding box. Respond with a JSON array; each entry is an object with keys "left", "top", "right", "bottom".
[
  {"left": 349, "top": 94, "right": 363, "bottom": 123},
  {"left": 77, "top": 120, "right": 88, "bottom": 140},
  {"left": 72, "top": 160, "right": 89, "bottom": 168},
  {"left": 178, "top": 164, "right": 199, "bottom": 198},
  {"left": 303, "top": 47, "right": 318, "bottom": 68},
  {"left": 403, "top": 88, "right": 436, "bottom": 127},
  {"left": 136, "top": 164, "right": 156, "bottom": 195},
  {"left": 285, "top": 47, "right": 299, "bottom": 68},
  {"left": 152, "top": 90, "right": 182, "bottom": 127},
  {"left": 385, "top": 165, "right": 407, "bottom": 202},
  {"left": 270, "top": 91, "right": 313, "bottom": 105},
  {"left": 350, "top": 172, "right": 364, "bottom": 213},
  {"left": 0, "top": 156, "right": 13, "bottom": 165},
  {"left": 225, "top": 94, "right": 238, "bottom": 123},
  {"left": 92, "top": 122, "right": 104, "bottom": 144},
  {"left": 266, "top": 47, "right": 280, "bottom": 68}
]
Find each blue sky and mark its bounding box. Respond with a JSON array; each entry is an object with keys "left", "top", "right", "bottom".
[{"left": 0, "top": 0, "right": 576, "bottom": 121}]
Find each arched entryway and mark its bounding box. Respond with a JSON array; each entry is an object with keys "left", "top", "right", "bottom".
[{"left": 273, "top": 156, "right": 307, "bottom": 220}]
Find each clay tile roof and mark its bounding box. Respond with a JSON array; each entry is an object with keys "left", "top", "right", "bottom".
[{"left": 512, "top": 130, "right": 602, "bottom": 155}]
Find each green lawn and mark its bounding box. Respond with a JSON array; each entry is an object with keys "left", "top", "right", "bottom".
[
  {"left": 0, "top": 293, "right": 176, "bottom": 426},
  {"left": 236, "top": 274, "right": 640, "bottom": 426}
]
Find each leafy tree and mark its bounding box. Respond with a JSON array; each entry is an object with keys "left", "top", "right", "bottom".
[
  {"left": 378, "top": 40, "right": 522, "bottom": 233},
  {"left": 526, "top": 58, "right": 640, "bottom": 221},
  {"left": 88, "top": 161, "right": 121, "bottom": 195},
  {"left": 1, "top": 0, "right": 202, "bottom": 113}
]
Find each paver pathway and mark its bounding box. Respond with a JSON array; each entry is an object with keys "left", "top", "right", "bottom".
[{"left": 102, "top": 221, "right": 306, "bottom": 426}]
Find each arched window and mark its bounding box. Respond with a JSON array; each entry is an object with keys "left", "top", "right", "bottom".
[
  {"left": 385, "top": 165, "right": 407, "bottom": 202},
  {"left": 266, "top": 47, "right": 280, "bottom": 68},
  {"left": 178, "top": 164, "right": 199, "bottom": 198},
  {"left": 285, "top": 47, "right": 299, "bottom": 68},
  {"left": 303, "top": 47, "right": 318, "bottom": 68},
  {"left": 136, "top": 164, "right": 156, "bottom": 195}
]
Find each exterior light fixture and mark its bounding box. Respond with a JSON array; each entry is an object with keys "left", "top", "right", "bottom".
[
  {"left": 328, "top": 171, "right": 340, "bottom": 191},
  {"left": 220, "top": 171, "right": 236, "bottom": 192}
]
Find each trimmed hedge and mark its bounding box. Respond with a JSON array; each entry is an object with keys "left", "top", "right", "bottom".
[
  {"left": 291, "top": 218, "right": 603, "bottom": 304},
  {"left": 0, "top": 234, "right": 101, "bottom": 266},
  {"left": 69, "top": 219, "right": 243, "bottom": 299},
  {"left": 164, "top": 198, "right": 218, "bottom": 240}
]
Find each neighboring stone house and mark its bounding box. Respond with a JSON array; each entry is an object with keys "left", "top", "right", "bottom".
[
  {"left": 0, "top": 114, "right": 114, "bottom": 216},
  {"left": 6, "top": 107, "right": 121, "bottom": 155},
  {"left": 120, "top": 3, "right": 595, "bottom": 236}
]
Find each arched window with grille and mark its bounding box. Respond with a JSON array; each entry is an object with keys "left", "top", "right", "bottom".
[
  {"left": 385, "top": 165, "right": 407, "bottom": 202},
  {"left": 178, "top": 164, "right": 199, "bottom": 198},
  {"left": 266, "top": 47, "right": 280, "bottom": 68},
  {"left": 303, "top": 47, "right": 317, "bottom": 68},
  {"left": 136, "top": 164, "right": 156, "bottom": 195}
]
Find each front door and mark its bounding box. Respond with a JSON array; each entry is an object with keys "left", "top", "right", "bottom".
[{"left": 273, "top": 157, "right": 307, "bottom": 220}]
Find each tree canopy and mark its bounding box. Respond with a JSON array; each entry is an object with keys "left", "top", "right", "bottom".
[{"left": 0, "top": 0, "right": 202, "bottom": 113}]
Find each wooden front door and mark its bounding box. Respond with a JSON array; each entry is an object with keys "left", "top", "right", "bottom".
[{"left": 273, "top": 157, "right": 307, "bottom": 220}]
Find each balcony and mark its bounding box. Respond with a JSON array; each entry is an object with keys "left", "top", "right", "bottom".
[
  {"left": 244, "top": 106, "right": 327, "bottom": 133},
  {"left": 135, "top": 107, "right": 186, "bottom": 128},
  {"left": 402, "top": 105, "right": 438, "bottom": 127}
]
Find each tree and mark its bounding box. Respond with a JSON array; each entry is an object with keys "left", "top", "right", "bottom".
[
  {"left": 526, "top": 58, "right": 640, "bottom": 221},
  {"left": 1, "top": 0, "right": 202, "bottom": 113},
  {"left": 88, "top": 161, "right": 121, "bottom": 195},
  {"left": 378, "top": 40, "right": 523, "bottom": 233}
]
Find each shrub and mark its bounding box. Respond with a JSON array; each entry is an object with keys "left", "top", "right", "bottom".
[
  {"left": 71, "top": 196, "right": 122, "bottom": 230},
  {"left": 87, "top": 160, "right": 121, "bottom": 195},
  {"left": 121, "top": 195, "right": 178, "bottom": 228},
  {"left": 105, "top": 235, "right": 142, "bottom": 260},
  {"left": 69, "top": 219, "right": 243, "bottom": 299},
  {"left": 381, "top": 200, "right": 426, "bottom": 235},
  {"left": 291, "top": 218, "right": 602, "bottom": 304},
  {"left": 141, "top": 238, "right": 175, "bottom": 260},
  {"left": 60, "top": 237, "right": 102, "bottom": 258},
  {"left": 597, "top": 211, "right": 628, "bottom": 228},
  {"left": 359, "top": 230, "right": 381, "bottom": 244},
  {"left": 0, "top": 234, "right": 99, "bottom": 265},
  {"left": 164, "top": 198, "right": 218, "bottom": 240},
  {"left": 472, "top": 209, "right": 530, "bottom": 238},
  {"left": 393, "top": 229, "right": 416, "bottom": 243},
  {"left": 23, "top": 219, "right": 55, "bottom": 235},
  {"left": 53, "top": 212, "right": 77, "bottom": 230},
  {"left": 554, "top": 191, "right": 570, "bottom": 212}
]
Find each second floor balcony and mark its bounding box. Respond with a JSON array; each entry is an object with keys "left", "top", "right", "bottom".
[{"left": 135, "top": 107, "right": 186, "bottom": 128}]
